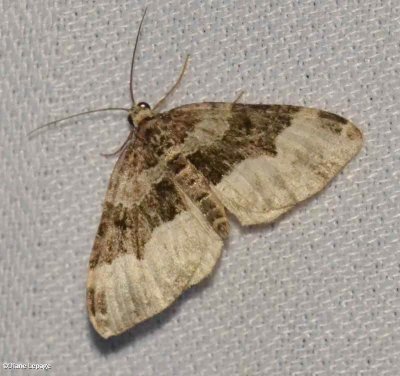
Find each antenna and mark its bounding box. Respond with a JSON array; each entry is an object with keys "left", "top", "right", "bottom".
[
  {"left": 28, "top": 8, "right": 148, "bottom": 138},
  {"left": 28, "top": 107, "right": 129, "bottom": 138},
  {"left": 129, "top": 7, "right": 148, "bottom": 104}
]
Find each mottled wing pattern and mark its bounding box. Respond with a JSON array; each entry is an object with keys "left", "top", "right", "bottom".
[
  {"left": 88, "top": 101, "right": 362, "bottom": 338},
  {"left": 87, "top": 143, "right": 228, "bottom": 338},
  {"left": 168, "top": 103, "right": 363, "bottom": 225}
]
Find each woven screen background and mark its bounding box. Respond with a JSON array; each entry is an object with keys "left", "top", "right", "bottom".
[{"left": 1, "top": 1, "right": 399, "bottom": 375}]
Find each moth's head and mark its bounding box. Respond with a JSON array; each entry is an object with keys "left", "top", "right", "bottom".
[{"left": 128, "top": 102, "right": 154, "bottom": 128}]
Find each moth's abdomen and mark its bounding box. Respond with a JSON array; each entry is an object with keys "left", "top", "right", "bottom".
[{"left": 168, "top": 153, "right": 229, "bottom": 238}]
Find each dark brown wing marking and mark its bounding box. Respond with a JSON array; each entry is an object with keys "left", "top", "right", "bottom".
[
  {"left": 182, "top": 104, "right": 299, "bottom": 184},
  {"left": 167, "top": 153, "right": 229, "bottom": 238},
  {"left": 90, "top": 174, "right": 186, "bottom": 266}
]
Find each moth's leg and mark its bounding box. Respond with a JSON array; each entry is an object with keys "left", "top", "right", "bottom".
[
  {"left": 100, "top": 129, "right": 135, "bottom": 158},
  {"left": 233, "top": 90, "right": 245, "bottom": 103},
  {"left": 153, "top": 54, "right": 190, "bottom": 113}
]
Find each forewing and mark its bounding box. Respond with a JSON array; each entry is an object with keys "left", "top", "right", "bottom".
[
  {"left": 168, "top": 102, "right": 363, "bottom": 225},
  {"left": 87, "top": 143, "right": 223, "bottom": 338}
]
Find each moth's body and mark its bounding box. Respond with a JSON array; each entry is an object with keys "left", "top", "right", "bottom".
[{"left": 87, "top": 101, "right": 362, "bottom": 338}]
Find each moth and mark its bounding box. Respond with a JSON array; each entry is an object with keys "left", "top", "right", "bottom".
[{"left": 34, "top": 10, "right": 363, "bottom": 338}]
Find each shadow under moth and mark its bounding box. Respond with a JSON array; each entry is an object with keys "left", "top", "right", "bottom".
[{"left": 34, "top": 10, "right": 363, "bottom": 338}]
